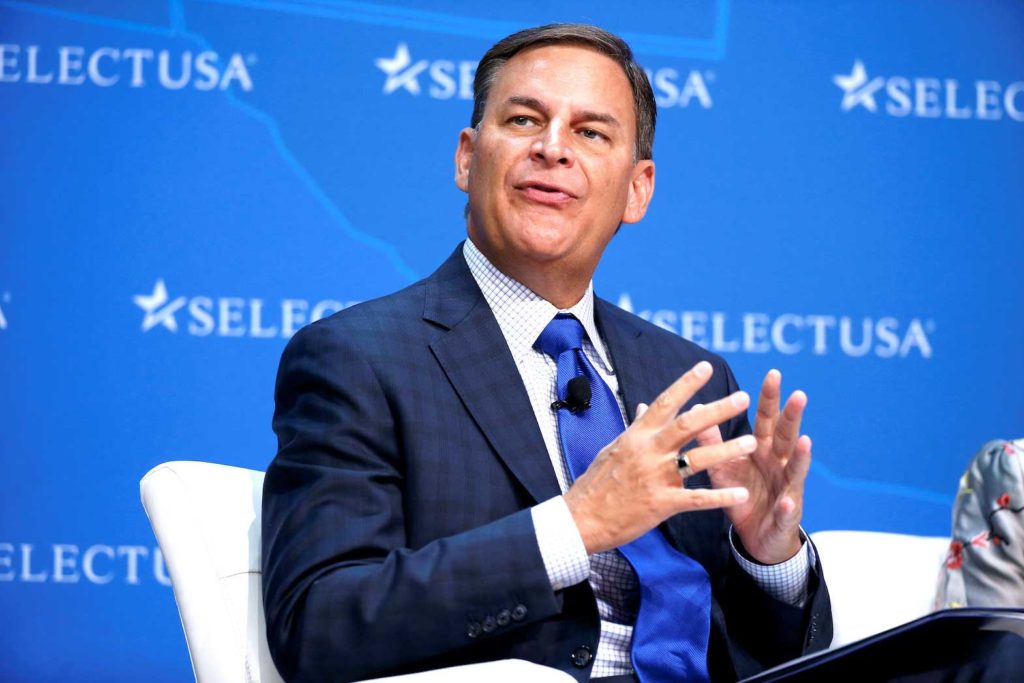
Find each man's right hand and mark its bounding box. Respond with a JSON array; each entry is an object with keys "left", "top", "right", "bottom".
[{"left": 563, "top": 360, "right": 755, "bottom": 555}]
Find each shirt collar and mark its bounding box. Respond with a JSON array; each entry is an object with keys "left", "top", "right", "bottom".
[{"left": 462, "top": 239, "right": 612, "bottom": 371}]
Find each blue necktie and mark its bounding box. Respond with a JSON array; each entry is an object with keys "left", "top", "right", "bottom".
[{"left": 535, "top": 313, "right": 711, "bottom": 683}]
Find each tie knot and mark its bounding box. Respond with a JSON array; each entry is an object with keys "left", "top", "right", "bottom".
[{"left": 534, "top": 313, "right": 586, "bottom": 359}]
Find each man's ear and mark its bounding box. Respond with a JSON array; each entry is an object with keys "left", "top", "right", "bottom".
[
  {"left": 454, "top": 127, "right": 476, "bottom": 193},
  {"left": 621, "top": 160, "right": 655, "bottom": 224}
]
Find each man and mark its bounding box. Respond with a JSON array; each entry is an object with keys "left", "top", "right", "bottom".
[{"left": 262, "top": 24, "right": 831, "bottom": 683}]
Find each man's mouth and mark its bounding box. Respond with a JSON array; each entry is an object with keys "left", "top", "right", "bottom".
[{"left": 516, "top": 181, "right": 577, "bottom": 205}]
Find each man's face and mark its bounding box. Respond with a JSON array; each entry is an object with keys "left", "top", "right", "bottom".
[{"left": 455, "top": 44, "right": 654, "bottom": 286}]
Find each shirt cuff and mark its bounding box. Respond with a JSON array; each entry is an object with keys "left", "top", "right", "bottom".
[
  {"left": 729, "top": 527, "right": 815, "bottom": 607},
  {"left": 531, "top": 496, "right": 590, "bottom": 591}
]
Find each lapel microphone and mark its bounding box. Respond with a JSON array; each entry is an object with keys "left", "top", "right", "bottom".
[{"left": 551, "top": 376, "right": 592, "bottom": 413}]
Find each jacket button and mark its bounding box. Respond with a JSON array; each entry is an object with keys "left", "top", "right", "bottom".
[
  {"left": 806, "top": 616, "right": 818, "bottom": 645},
  {"left": 571, "top": 645, "right": 593, "bottom": 668},
  {"left": 511, "top": 604, "right": 528, "bottom": 621},
  {"left": 467, "top": 622, "right": 482, "bottom": 639},
  {"left": 482, "top": 616, "right": 497, "bottom": 633},
  {"left": 496, "top": 609, "right": 511, "bottom": 626}
]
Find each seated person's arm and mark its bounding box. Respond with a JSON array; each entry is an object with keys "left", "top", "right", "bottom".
[{"left": 262, "top": 324, "right": 560, "bottom": 682}]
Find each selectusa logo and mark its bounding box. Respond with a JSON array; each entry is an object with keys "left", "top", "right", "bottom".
[
  {"left": 375, "top": 42, "right": 475, "bottom": 100},
  {"left": 132, "top": 279, "right": 357, "bottom": 338},
  {"left": 833, "top": 59, "right": 1024, "bottom": 122},
  {"left": 617, "top": 294, "right": 935, "bottom": 359},
  {"left": 644, "top": 67, "right": 714, "bottom": 109},
  {"left": 0, "top": 542, "right": 170, "bottom": 586},
  {"left": 0, "top": 44, "right": 255, "bottom": 91},
  {"left": 374, "top": 43, "right": 714, "bottom": 109},
  {"left": 133, "top": 280, "right": 185, "bottom": 333}
]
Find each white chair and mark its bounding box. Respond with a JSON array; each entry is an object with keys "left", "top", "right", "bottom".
[
  {"left": 140, "top": 460, "right": 575, "bottom": 683},
  {"left": 810, "top": 530, "right": 950, "bottom": 647}
]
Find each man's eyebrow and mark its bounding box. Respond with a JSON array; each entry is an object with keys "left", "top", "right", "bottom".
[
  {"left": 505, "top": 95, "right": 546, "bottom": 111},
  {"left": 504, "top": 96, "right": 621, "bottom": 128},
  {"left": 577, "top": 110, "right": 621, "bottom": 128}
]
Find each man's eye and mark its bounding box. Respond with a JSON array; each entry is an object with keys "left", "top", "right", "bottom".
[
  {"left": 580, "top": 128, "right": 604, "bottom": 140},
  {"left": 511, "top": 116, "right": 532, "bottom": 126}
]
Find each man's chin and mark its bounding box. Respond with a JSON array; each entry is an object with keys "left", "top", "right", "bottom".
[{"left": 512, "top": 231, "right": 580, "bottom": 263}]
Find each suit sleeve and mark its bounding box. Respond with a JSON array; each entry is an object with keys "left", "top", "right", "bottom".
[
  {"left": 261, "top": 323, "right": 562, "bottom": 682},
  {"left": 714, "top": 358, "right": 833, "bottom": 677}
]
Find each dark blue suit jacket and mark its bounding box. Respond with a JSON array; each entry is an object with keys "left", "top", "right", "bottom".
[{"left": 262, "top": 245, "right": 832, "bottom": 682}]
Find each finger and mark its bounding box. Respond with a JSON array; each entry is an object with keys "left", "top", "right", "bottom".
[
  {"left": 771, "top": 390, "right": 807, "bottom": 460},
  {"left": 774, "top": 495, "right": 801, "bottom": 531},
  {"left": 783, "top": 434, "right": 812, "bottom": 499},
  {"left": 637, "top": 361, "right": 713, "bottom": 428},
  {"left": 772, "top": 434, "right": 808, "bottom": 538},
  {"left": 654, "top": 391, "right": 749, "bottom": 452},
  {"left": 680, "top": 434, "right": 756, "bottom": 476},
  {"left": 689, "top": 404, "right": 724, "bottom": 446},
  {"left": 635, "top": 402, "right": 649, "bottom": 420},
  {"left": 667, "top": 486, "right": 749, "bottom": 513},
  {"left": 696, "top": 426, "right": 722, "bottom": 447},
  {"left": 754, "top": 369, "right": 782, "bottom": 443}
]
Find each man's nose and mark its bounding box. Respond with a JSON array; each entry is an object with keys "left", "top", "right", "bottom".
[{"left": 531, "top": 123, "right": 575, "bottom": 167}]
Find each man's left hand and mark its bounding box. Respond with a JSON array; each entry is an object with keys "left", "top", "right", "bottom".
[{"left": 696, "top": 369, "right": 811, "bottom": 565}]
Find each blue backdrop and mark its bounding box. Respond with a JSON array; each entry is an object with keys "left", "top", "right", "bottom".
[{"left": 2, "top": 0, "right": 1023, "bottom": 680}]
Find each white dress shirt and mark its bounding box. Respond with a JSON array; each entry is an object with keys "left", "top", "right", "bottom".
[{"left": 463, "top": 239, "right": 811, "bottom": 678}]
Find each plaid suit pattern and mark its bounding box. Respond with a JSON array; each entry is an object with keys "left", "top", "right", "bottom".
[{"left": 261, "top": 244, "right": 833, "bottom": 683}]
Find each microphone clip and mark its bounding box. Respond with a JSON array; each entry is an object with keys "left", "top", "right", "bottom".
[
  {"left": 550, "top": 398, "right": 591, "bottom": 413},
  {"left": 551, "top": 376, "right": 593, "bottom": 414}
]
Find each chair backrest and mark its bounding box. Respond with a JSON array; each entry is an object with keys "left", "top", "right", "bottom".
[
  {"left": 811, "top": 530, "right": 950, "bottom": 648},
  {"left": 139, "top": 461, "right": 578, "bottom": 683},
  {"left": 140, "top": 461, "right": 284, "bottom": 683}
]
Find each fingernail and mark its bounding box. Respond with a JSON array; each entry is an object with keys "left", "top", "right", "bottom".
[
  {"left": 739, "top": 435, "right": 756, "bottom": 451},
  {"left": 691, "top": 403, "right": 705, "bottom": 413},
  {"left": 694, "top": 361, "right": 712, "bottom": 378},
  {"left": 769, "top": 369, "right": 780, "bottom": 380},
  {"left": 731, "top": 391, "right": 749, "bottom": 407},
  {"left": 734, "top": 488, "right": 750, "bottom": 503}
]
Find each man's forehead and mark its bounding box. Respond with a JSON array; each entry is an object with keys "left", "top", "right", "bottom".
[{"left": 487, "top": 44, "right": 634, "bottom": 115}]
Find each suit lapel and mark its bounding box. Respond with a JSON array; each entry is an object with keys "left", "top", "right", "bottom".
[
  {"left": 597, "top": 297, "right": 712, "bottom": 498},
  {"left": 595, "top": 297, "right": 660, "bottom": 424},
  {"left": 424, "top": 246, "right": 560, "bottom": 504}
]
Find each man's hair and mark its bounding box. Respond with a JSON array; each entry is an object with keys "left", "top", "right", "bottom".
[{"left": 470, "top": 23, "right": 657, "bottom": 161}]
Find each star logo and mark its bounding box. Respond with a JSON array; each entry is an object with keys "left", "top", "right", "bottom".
[
  {"left": 833, "top": 60, "right": 885, "bottom": 113},
  {"left": 133, "top": 279, "right": 187, "bottom": 333},
  {"left": 375, "top": 43, "right": 428, "bottom": 95}
]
